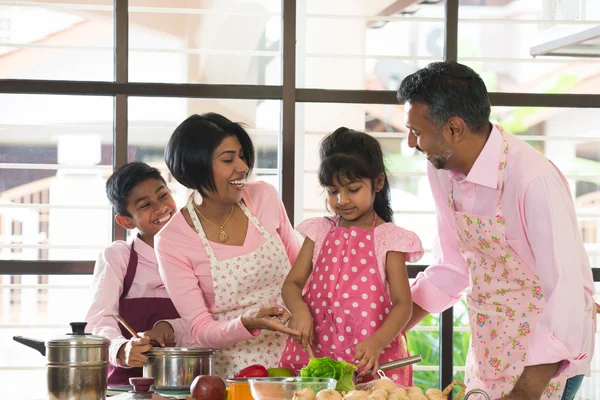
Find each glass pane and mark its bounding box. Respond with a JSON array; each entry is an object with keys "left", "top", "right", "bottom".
[
  {"left": 128, "top": 0, "right": 282, "bottom": 85},
  {"left": 1, "top": 274, "right": 94, "bottom": 399},
  {"left": 128, "top": 97, "right": 281, "bottom": 207},
  {"left": 296, "top": 1, "right": 444, "bottom": 90},
  {"left": 0, "top": 1, "right": 114, "bottom": 81},
  {"left": 0, "top": 95, "right": 114, "bottom": 260},
  {"left": 458, "top": 0, "right": 600, "bottom": 94}
]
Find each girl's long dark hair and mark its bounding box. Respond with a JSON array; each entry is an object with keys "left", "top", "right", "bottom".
[{"left": 318, "top": 127, "right": 393, "bottom": 223}]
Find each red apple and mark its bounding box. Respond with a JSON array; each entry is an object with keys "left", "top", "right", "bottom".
[
  {"left": 233, "top": 364, "right": 269, "bottom": 378},
  {"left": 190, "top": 375, "right": 226, "bottom": 400}
]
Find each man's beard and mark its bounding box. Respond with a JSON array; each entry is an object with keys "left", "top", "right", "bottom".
[
  {"left": 417, "top": 141, "right": 453, "bottom": 170},
  {"left": 431, "top": 144, "right": 452, "bottom": 170}
]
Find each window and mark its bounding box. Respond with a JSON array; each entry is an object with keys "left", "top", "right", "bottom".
[
  {"left": 0, "top": 1, "right": 114, "bottom": 81},
  {"left": 458, "top": 0, "right": 600, "bottom": 94}
]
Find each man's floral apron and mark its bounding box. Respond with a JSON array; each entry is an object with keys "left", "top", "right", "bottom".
[{"left": 450, "top": 128, "right": 572, "bottom": 399}]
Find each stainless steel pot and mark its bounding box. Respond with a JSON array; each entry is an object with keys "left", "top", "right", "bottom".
[
  {"left": 13, "top": 322, "right": 109, "bottom": 400},
  {"left": 143, "top": 347, "right": 217, "bottom": 390}
]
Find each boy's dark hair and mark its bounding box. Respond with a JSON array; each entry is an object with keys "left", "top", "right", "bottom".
[
  {"left": 397, "top": 61, "right": 491, "bottom": 132},
  {"left": 319, "top": 127, "right": 394, "bottom": 223},
  {"left": 165, "top": 112, "right": 255, "bottom": 196},
  {"left": 106, "top": 161, "right": 166, "bottom": 217}
]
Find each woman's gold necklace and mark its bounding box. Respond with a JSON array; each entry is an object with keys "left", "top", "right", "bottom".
[{"left": 193, "top": 202, "right": 235, "bottom": 243}]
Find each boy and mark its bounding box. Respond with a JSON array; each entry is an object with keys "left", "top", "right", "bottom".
[{"left": 85, "top": 161, "right": 192, "bottom": 385}]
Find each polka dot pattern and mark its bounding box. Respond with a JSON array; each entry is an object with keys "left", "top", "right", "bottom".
[{"left": 279, "top": 217, "right": 411, "bottom": 387}]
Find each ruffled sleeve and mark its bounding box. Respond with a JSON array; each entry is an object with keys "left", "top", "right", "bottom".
[
  {"left": 377, "top": 224, "right": 424, "bottom": 263},
  {"left": 296, "top": 217, "right": 335, "bottom": 264}
]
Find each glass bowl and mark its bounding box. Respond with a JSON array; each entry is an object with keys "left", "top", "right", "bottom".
[{"left": 248, "top": 377, "right": 337, "bottom": 400}]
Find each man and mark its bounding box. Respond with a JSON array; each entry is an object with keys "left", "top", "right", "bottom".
[{"left": 397, "top": 62, "right": 596, "bottom": 400}]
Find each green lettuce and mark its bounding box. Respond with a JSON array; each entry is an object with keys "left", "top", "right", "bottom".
[{"left": 299, "top": 357, "right": 357, "bottom": 393}]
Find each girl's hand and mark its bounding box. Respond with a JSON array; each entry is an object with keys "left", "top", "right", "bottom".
[
  {"left": 241, "top": 305, "right": 301, "bottom": 340},
  {"left": 288, "top": 308, "right": 314, "bottom": 349},
  {"left": 354, "top": 336, "right": 385, "bottom": 376}
]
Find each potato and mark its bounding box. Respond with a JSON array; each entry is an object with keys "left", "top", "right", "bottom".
[
  {"left": 366, "top": 389, "right": 388, "bottom": 400},
  {"left": 294, "top": 387, "right": 316, "bottom": 400},
  {"left": 406, "top": 387, "right": 426, "bottom": 400},
  {"left": 425, "top": 388, "right": 446, "bottom": 400},
  {"left": 343, "top": 390, "right": 371, "bottom": 400},
  {"left": 388, "top": 391, "right": 410, "bottom": 400},
  {"left": 316, "top": 389, "right": 343, "bottom": 400},
  {"left": 373, "top": 378, "right": 397, "bottom": 392}
]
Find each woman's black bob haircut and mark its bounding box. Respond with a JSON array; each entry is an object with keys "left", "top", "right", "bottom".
[{"left": 165, "top": 112, "right": 255, "bottom": 196}]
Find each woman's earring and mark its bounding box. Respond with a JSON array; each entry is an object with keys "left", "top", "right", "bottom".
[{"left": 194, "top": 190, "right": 203, "bottom": 206}]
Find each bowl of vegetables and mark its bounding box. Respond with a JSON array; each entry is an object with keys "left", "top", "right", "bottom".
[{"left": 247, "top": 377, "right": 337, "bottom": 400}]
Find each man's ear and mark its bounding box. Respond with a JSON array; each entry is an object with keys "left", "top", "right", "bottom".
[
  {"left": 445, "top": 117, "right": 467, "bottom": 144},
  {"left": 115, "top": 214, "right": 135, "bottom": 230}
]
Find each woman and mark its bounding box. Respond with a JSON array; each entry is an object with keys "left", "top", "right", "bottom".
[{"left": 155, "top": 112, "right": 301, "bottom": 378}]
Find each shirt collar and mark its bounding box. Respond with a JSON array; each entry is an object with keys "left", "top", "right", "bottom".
[
  {"left": 448, "top": 125, "right": 502, "bottom": 189},
  {"left": 132, "top": 234, "right": 157, "bottom": 263}
]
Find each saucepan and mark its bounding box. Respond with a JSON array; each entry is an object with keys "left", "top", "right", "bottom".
[
  {"left": 13, "top": 322, "right": 109, "bottom": 400},
  {"left": 143, "top": 347, "right": 218, "bottom": 390},
  {"left": 113, "top": 313, "right": 218, "bottom": 391}
]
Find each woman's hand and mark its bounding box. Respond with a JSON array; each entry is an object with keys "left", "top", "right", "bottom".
[
  {"left": 354, "top": 336, "right": 385, "bottom": 376},
  {"left": 138, "top": 321, "right": 175, "bottom": 347},
  {"left": 241, "top": 305, "right": 301, "bottom": 340},
  {"left": 287, "top": 308, "right": 314, "bottom": 349}
]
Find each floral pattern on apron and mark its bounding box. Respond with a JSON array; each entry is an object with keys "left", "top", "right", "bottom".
[
  {"left": 279, "top": 214, "right": 412, "bottom": 386},
  {"left": 450, "top": 126, "right": 581, "bottom": 399},
  {"left": 187, "top": 198, "right": 291, "bottom": 378}
]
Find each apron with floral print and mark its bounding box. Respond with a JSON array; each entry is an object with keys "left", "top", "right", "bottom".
[
  {"left": 280, "top": 214, "right": 412, "bottom": 386},
  {"left": 187, "top": 198, "right": 291, "bottom": 378},
  {"left": 451, "top": 127, "right": 573, "bottom": 399}
]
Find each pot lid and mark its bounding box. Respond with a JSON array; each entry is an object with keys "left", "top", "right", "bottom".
[
  {"left": 47, "top": 322, "right": 110, "bottom": 347},
  {"left": 146, "top": 347, "right": 217, "bottom": 356}
]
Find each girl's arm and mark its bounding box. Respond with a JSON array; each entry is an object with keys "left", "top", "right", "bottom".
[
  {"left": 354, "top": 251, "right": 412, "bottom": 374},
  {"left": 281, "top": 238, "right": 315, "bottom": 348}
]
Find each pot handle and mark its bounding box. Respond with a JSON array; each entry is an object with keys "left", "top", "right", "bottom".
[
  {"left": 13, "top": 336, "right": 46, "bottom": 356},
  {"left": 464, "top": 389, "right": 491, "bottom": 400}
]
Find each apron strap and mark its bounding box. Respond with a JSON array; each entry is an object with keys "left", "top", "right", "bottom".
[
  {"left": 186, "top": 197, "right": 219, "bottom": 265},
  {"left": 238, "top": 201, "right": 272, "bottom": 241},
  {"left": 121, "top": 239, "right": 138, "bottom": 299},
  {"left": 494, "top": 126, "right": 510, "bottom": 215}
]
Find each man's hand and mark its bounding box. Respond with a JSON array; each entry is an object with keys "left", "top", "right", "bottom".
[
  {"left": 495, "top": 362, "right": 561, "bottom": 400},
  {"left": 139, "top": 321, "right": 175, "bottom": 347},
  {"left": 117, "top": 337, "right": 152, "bottom": 367}
]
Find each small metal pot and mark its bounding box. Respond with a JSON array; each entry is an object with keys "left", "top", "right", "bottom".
[
  {"left": 13, "top": 322, "right": 109, "bottom": 400},
  {"left": 143, "top": 347, "right": 217, "bottom": 390}
]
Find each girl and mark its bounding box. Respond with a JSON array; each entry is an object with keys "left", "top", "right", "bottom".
[{"left": 279, "top": 127, "right": 424, "bottom": 386}]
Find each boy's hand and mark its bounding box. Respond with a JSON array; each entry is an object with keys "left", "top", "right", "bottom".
[
  {"left": 117, "top": 337, "right": 152, "bottom": 367},
  {"left": 139, "top": 321, "right": 175, "bottom": 347},
  {"left": 354, "top": 336, "right": 385, "bottom": 376}
]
